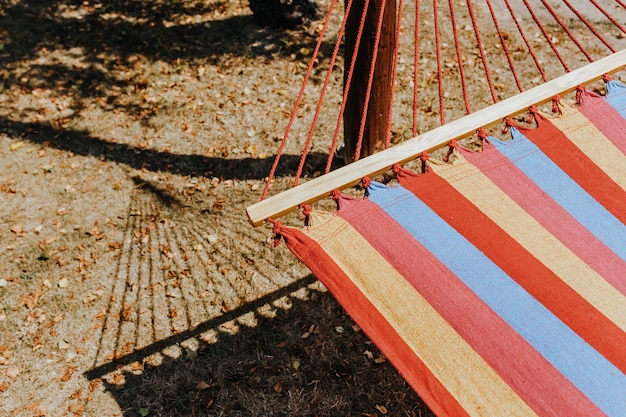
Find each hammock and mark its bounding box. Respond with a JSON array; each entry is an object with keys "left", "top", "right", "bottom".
[{"left": 246, "top": 1, "right": 626, "bottom": 415}]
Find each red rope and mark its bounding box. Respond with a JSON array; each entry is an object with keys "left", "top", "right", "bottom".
[
  {"left": 448, "top": 0, "right": 471, "bottom": 114},
  {"left": 384, "top": 0, "right": 404, "bottom": 148},
  {"left": 434, "top": 0, "right": 445, "bottom": 125},
  {"left": 293, "top": 0, "right": 353, "bottom": 186},
  {"left": 412, "top": 0, "right": 421, "bottom": 137},
  {"left": 587, "top": 0, "right": 626, "bottom": 39},
  {"left": 484, "top": 0, "right": 522, "bottom": 93},
  {"left": 466, "top": 0, "right": 498, "bottom": 102},
  {"left": 353, "top": 0, "right": 389, "bottom": 161},
  {"left": 521, "top": 0, "right": 571, "bottom": 72},
  {"left": 260, "top": 0, "right": 339, "bottom": 200},
  {"left": 538, "top": 0, "right": 594, "bottom": 62},
  {"left": 503, "top": 0, "right": 548, "bottom": 83},
  {"left": 325, "top": 0, "right": 371, "bottom": 174}
]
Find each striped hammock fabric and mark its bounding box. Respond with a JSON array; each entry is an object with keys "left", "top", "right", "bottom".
[{"left": 272, "top": 82, "right": 626, "bottom": 417}]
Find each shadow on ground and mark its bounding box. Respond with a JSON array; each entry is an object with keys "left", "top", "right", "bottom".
[
  {"left": 80, "top": 179, "right": 433, "bottom": 417},
  {"left": 87, "top": 282, "right": 431, "bottom": 417},
  {"left": 0, "top": 117, "right": 343, "bottom": 180}
]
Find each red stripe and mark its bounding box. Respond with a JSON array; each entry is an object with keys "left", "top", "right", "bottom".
[
  {"left": 337, "top": 197, "right": 603, "bottom": 417},
  {"left": 398, "top": 169, "right": 626, "bottom": 374},
  {"left": 518, "top": 115, "right": 626, "bottom": 224},
  {"left": 461, "top": 144, "right": 626, "bottom": 294},
  {"left": 578, "top": 89, "right": 626, "bottom": 153},
  {"left": 277, "top": 224, "right": 470, "bottom": 417}
]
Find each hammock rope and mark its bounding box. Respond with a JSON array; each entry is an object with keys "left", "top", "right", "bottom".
[{"left": 253, "top": 0, "right": 626, "bottom": 224}]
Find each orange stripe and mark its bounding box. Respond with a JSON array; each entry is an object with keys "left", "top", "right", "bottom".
[
  {"left": 548, "top": 103, "right": 626, "bottom": 190},
  {"left": 430, "top": 155, "right": 626, "bottom": 332},
  {"left": 303, "top": 212, "right": 538, "bottom": 417}
]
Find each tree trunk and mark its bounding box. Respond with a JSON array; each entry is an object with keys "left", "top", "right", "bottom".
[{"left": 343, "top": 0, "right": 396, "bottom": 163}]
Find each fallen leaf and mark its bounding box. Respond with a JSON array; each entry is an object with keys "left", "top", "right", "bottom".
[
  {"left": 0, "top": 381, "right": 9, "bottom": 392},
  {"left": 10, "top": 224, "right": 26, "bottom": 236},
  {"left": 60, "top": 366, "right": 76, "bottom": 382},
  {"left": 375, "top": 404, "right": 388, "bottom": 414},
  {"left": 23, "top": 292, "right": 41, "bottom": 309},
  {"left": 58, "top": 278, "right": 69, "bottom": 288},
  {"left": 6, "top": 365, "right": 20, "bottom": 378},
  {"left": 112, "top": 373, "right": 125, "bottom": 385},
  {"left": 196, "top": 381, "right": 210, "bottom": 390},
  {"left": 273, "top": 380, "right": 283, "bottom": 394},
  {"left": 10, "top": 141, "right": 24, "bottom": 151}
]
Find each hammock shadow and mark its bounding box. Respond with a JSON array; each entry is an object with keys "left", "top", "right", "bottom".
[
  {"left": 86, "top": 278, "right": 432, "bottom": 416},
  {"left": 81, "top": 184, "right": 433, "bottom": 416},
  {"left": 0, "top": 117, "right": 343, "bottom": 180}
]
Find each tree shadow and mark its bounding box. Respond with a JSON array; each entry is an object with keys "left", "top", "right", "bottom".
[
  {"left": 0, "top": 0, "right": 333, "bottom": 65},
  {"left": 86, "top": 277, "right": 433, "bottom": 417}
]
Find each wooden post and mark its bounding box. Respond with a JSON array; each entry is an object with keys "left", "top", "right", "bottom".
[{"left": 343, "top": 0, "right": 396, "bottom": 163}]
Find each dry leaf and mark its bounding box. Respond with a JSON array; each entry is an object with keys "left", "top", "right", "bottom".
[
  {"left": 10, "top": 224, "right": 26, "bottom": 236},
  {"left": 196, "top": 381, "right": 210, "bottom": 390},
  {"left": 60, "top": 366, "right": 76, "bottom": 382},
  {"left": 375, "top": 405, "right": 388, "bottom": 415},
  {"left": 273, "top": 380, "right": 283, "bottom": 394},
  {"left": 0, "top": 381, "right": 9, "bottom": 392},
  {"left": 112, "top": 373, "right": 125, "bottom": 385},
  {"left": 6, "top": 365, "right": 20, "bottom": 378},
  {"left": 23, "top": 292, "right": 41, "bottom": 309},
  {"left": 58, "top": 277, "right": 69, "bottom": 288}
]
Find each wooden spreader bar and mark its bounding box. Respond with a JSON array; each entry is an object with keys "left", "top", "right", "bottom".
[{"left": 246, "top": 49, "right": 626, "bottom": 227}]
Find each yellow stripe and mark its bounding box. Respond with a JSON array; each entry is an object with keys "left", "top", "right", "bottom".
[
  {"left": 431, "top": 155, "right": 626, "bottom": 331},
  {"left": 305, "top": 211, "right": 537, "bottom": 417},
  {"left": 546, "top": 103, "right": 626, "bottom": 190}
]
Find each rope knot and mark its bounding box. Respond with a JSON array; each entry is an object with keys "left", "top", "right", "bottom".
[
  {"left": 552, "top": 95, "right": 563, "bottom": 115},
  {"left": 442, "top": 140, "right": 458, "bottom": 162},
  {"left": 419, "top": 152, "right": 430, "bottom": 173},
  {"left": 361, "top": 176, "right": 372, "bottom": 190},
  {"left": 301, "top": 204, "right": 312, "bottom": 227},
  {"left": 575, "top": 86, "right": 585, "bottom": 105},
  {"left": 526, "top": 106, "right": 538, "bottom": 124},
  {"left": 268, "top": 219, "right": 283, "bottom": 248},
  {"left": 331, "top": 189, "right": 341, "bottom": 201},
  {"left": 603, "top": 74, "right": 613, "bottom": 83},
  {"left": 477, "top": 128, "right": 489, "bottom": 140},
  {"left": 502, "top": 116, "right": 515, "bottom": 133}
]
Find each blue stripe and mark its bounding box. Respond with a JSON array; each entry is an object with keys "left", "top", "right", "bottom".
[
  {"left": 489, "top": 130, "right": 626, "bottom": 262},
  {"left": 605, "top": 80, "right": 626, "bottom": 120},
  {"left": 366, "top": 181, "right": 626, "bottom": 416}
]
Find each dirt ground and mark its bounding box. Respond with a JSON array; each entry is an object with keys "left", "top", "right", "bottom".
[{"left": 1, "top": 1, "right": 625, "bottom": 416}]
